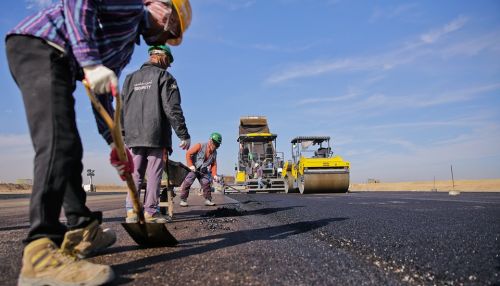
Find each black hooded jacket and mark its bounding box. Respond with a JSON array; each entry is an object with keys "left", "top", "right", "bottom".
[{"left": 121, "top": 62, "right": 190, "bottom": 148}]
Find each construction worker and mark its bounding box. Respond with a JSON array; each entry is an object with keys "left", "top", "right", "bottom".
[
  {"left": 179, "top": 133, "right": 222, "bottom": 207},
  {"left": 255, "top": 162, "right": 265, "bottom": 189},
  {"left": 5, "top": 0, "right": 191, "bottom": 285},
  {"left": 122, "top": 45, "right": 190, "bottom": 223}
]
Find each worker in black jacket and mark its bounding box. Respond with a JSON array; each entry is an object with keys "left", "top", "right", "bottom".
[{"left": 121, "top": 45, "right": 190, "bottom": 223}]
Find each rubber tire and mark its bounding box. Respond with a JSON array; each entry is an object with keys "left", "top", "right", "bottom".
[{"left": 298, "top": 175, "right": 306, "bottom": 194}]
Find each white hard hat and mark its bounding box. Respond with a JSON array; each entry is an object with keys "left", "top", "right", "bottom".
[{"left": 254, "top": 163, "right": 259, "bottom": 167}]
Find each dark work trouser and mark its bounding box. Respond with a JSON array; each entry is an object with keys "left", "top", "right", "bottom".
[
  {"left": 6, "top": 35, "right": 98, "bottom": 245},
  {"left": 179, "top": 171, "right": 212, "bottom": 200}
]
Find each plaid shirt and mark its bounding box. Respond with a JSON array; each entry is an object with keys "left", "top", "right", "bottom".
[
  {"left": 8, "top": 0, "right": 145, "bottom": 76},
  {"left": 8, "top": 0, "right": 148, "bottom": 144}
]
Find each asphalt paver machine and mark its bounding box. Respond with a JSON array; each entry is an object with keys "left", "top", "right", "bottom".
[{"left": 234, "top": 116, "right": 285, "bottom": 192}]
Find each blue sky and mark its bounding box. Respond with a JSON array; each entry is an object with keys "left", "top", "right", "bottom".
[{"left": 1, "top": 0, "right": 499, "bottom": 184}]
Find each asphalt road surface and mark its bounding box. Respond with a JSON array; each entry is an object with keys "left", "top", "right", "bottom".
[{"left": 0, "top": 191, "right": 499, "bottom": 285}]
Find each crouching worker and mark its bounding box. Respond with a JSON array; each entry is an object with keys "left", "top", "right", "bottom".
[
  {"left": 122, "top": 45, "right": 191, "bottom": 224},
  {"left": 179, "top": 133, "right": 222, "bottom": 207}
]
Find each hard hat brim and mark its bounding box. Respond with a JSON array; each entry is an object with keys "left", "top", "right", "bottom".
[{"left": 167, "top": 36, "right": 182, "bottom": 46}]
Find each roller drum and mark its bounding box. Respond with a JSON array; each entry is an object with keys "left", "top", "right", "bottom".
[{"left": 298, "top": 172, "right": 349, "bottom": 194}]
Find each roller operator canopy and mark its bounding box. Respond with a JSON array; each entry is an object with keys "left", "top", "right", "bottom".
[{"left": 291, "top": 136, "right": 330, "bottom": 144}]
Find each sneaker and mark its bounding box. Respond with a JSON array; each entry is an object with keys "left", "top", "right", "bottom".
[
  {"left": 144, "top": 212, "right": 169, "bottom": 223},
  {"left": 18, "top": 238, "right": 114, "bottom": 286},
  {"left": 61, "top": 220, "right": 116, "bottom": 259},
  {"left": 125, "top": 210, "right": 138, "bottom": 223},
  {"left": 179, "top": 200, "right": 188, "bottom": 207},
  {"left": 204, "top": 199, "right": 216, "bottom": 206}
]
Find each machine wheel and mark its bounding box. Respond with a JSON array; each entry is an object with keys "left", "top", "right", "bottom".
[
  {"left": 159, "top": 187, "right": 168, "bottom": 215},
  {"left": 160, "top": 187, "right": 175, "bottom": 216},
  {"left": 284, "top": 176, "right": 298, "bottom": 193},
  {"left": 298, "top": 175, "right": 306, "bottom": 194},
  {"left": 284, "top": 176, "right": 291, "bottom": 193}
]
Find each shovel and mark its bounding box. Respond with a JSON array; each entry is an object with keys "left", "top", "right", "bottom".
[{"left": 83, "top": 81, "right": 178, "bottom": 247}]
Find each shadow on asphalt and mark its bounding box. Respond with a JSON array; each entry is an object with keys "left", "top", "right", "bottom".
[
  {"left": 0, "top": 224, "right": 30, "bottom": 231},
  {"left": 242, "top": 206, "right": 304, "bottom": 216},
  {"left": 168, "top": 205, "right": 305, "bottom": 223},
  {"left": 109, "top": 217, "right": 348, "bottom": 284},
  {"left": 101, "top": 205, "right": 305, "bottom": 227},
  {"left": 102, "top": 217, "right": 127, "bottom": 223}
]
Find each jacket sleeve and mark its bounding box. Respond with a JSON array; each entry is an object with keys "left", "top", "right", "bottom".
[
  {"left": 185, "top": 143, "right": 201, "bottom": 167},
  {"left": 160, "top": 73, "right": 190, "bottom": 140}
]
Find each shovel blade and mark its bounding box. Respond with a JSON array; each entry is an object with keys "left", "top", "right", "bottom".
[{"left": 121, "top": 222, "right": 178, "bottom": 247}]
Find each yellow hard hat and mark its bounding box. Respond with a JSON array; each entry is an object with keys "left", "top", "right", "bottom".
[{"left": 168, "top": 0, "right": 192, "bottom": 46}]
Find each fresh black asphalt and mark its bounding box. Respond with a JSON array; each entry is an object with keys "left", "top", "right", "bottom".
[
  {"left": 227, "top": 191, "right": 500, "bottom": 285},
  {"left": 0, "top": 191, "right": 498, "bottom": 285}
]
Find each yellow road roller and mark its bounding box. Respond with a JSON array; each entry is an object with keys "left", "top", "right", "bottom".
[{"left": 282, "top": 136, "right": 350, "bottom": 194}]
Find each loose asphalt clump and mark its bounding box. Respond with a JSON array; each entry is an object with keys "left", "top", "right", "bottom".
[
  {"left": 201, "top": 207, "right": 247, "bottom": 218},
  {"left": 200, "top": 217, "right": 237, "bottom": 231},
  {"left": 198, "top": 207, "right": 247, "bottom": 231}
]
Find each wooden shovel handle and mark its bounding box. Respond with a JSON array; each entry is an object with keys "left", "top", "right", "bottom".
[{"left": 82, "top": 81, "right": 145, "bottom": 223}]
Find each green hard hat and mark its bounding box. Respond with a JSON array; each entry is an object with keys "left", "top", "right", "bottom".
[
  {"left": 148, "top": 45, "right": 174, "bottom": 63},
  {"left": 210, "top": 132, "right": 222, "bottom": 146}
]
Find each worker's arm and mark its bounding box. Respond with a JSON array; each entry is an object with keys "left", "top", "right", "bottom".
[
  {"left": 160, "top": 73, "right": 190, "bottom": 141},
  {"left": 185, "top": 143, "right": 202, "bottom": 167},
  {"left": 91, "top": 94, "right": 114, "bottom": 144},
  {"left": 63, "top": 0, "right": 101, "bottom": 67},
  {"left": 120, "top": 76, "right": 128, "bottom": 138},
  {"left": 211, "top": 158, "right": 217, "bottom": 177},
  {"left": 63, "top": 0, "right": 116, "bottom": 143}
]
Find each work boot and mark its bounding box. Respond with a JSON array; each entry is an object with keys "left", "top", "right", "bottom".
[
  {"left": 18, "top": 238, "right": 114, "bottom": 286},
  {"left": 125, "top": 210, "right": 138, "bottom": 223},
  {"left": 61, "top": 220, "right": 116, "bottom": 258},
  {"left": 144, "top": 212, "right": 169, "bottom": 223},
  {"left": 204, "top": 199, "right": 216, "bottom": 206},
  {"left": 179, "top": 200, "right": 188, "bottom": 207}
]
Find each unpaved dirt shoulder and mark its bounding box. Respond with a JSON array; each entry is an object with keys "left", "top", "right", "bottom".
[{"left": 350, "top": 179, "right": 500, "bottom": 192}]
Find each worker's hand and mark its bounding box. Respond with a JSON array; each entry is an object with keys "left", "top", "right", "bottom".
[
  {"left": 109, "top": 143, "right": 134, "bottom": 181},
  {"left": 213, "top": 175, "right": 219, "bottom": 182},
  {"left": 83, "top": 65, "right": 118, "bottom": 95},
  {"left": 179, "top": 138, "right": 191, "bottom": 150},
  {"left": 189, "top": 165, "right": 196, "bottom": 172}
]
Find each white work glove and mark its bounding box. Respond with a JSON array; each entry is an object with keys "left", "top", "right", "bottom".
[
  {"left": 83, "top": 65, "right": 118, "bottom": 95},
  {"left": 213, "top": 175, "right": 219, "bottom": 182},
  {"left": 189, "top": 165, "right": 196, "bottom": 172},
  {"left": 179, "top": 138, "right": 191, "bottom": 150}
]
